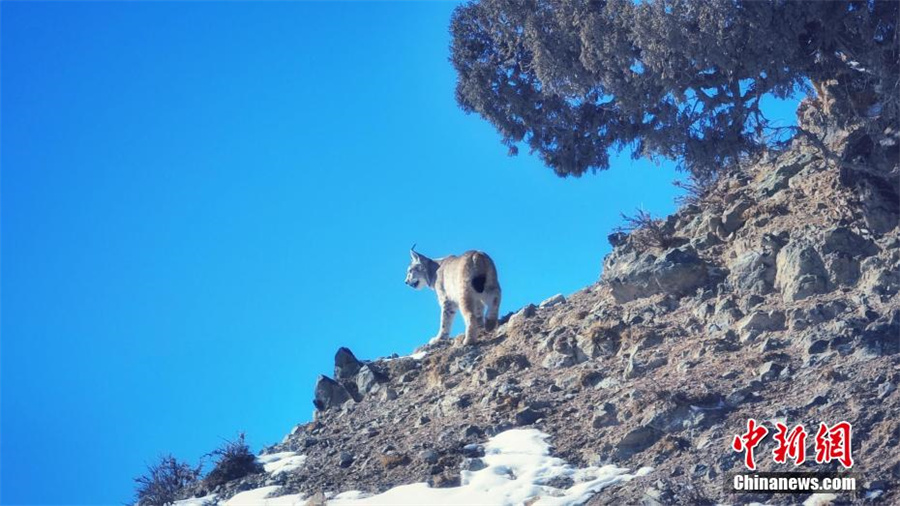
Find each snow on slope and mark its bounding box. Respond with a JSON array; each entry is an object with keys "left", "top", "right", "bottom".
[
  {"left": 259, "top": 452, "right": 307, "bottom": 475},
  {"left": 221, "top": 429, "right": 650, "bottom": 506}
]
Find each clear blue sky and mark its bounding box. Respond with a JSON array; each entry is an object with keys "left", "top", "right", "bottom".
[{"left": 0, "top": 2, "right": 798, "bottom": 505}]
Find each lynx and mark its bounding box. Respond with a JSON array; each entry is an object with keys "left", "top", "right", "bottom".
[{"left": 405, "top": 246, "right": 502, "bottom": 346}]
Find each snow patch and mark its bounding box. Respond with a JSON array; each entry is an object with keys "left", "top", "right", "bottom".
[
  {"left": 173, "top": 494, "right": 216, "bottom": 506},
  {"left": 258, "top": 451, "right": 307, "bottom": 475},
  {"left": 222, "top": 486, "right": 305, "bottom": 506},
  {"left": 229, "top": 429, "right": 648, "bottom": 506},
  {"left": 803, "top": 493, "right": 838, "bottom": 506},
  {"left": 381, "top": 349, "right": 428, "bottom": 361}
]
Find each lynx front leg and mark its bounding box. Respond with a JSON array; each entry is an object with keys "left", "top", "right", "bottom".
[
  {"left": 431, "top": 300, "right": 456, "bottom": 343},
  {"left": 460, "top": 295, "right": 481, "bottom": 346}
]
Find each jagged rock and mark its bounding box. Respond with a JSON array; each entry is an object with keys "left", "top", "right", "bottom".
[
  {"left": 641, "top": 486, "right": 669, "bottom": 506},
  {"left": 540, "top": 330, "right": 585, "bottom": 369},
  {"left": 608, "top": 232, "right": 628, "bottom": 247},
  {"left": 514, "top": 407, "right": 541, "bottom": 426},
  {"left": 641, "top": 402, "right": 695, "bottom": 433},
  {"left": 460, "top": 457, "right": 486, "bottom": 471},
  {"left": 542, "top": 351, "right": 575, "bottom": 369},
  {"left": 579, "top": 370, "right": 604, "bottom": 388},
  {"left": 839, "top": 166, "right": 899, "bottom": 234},
  {"left": 616, "top": 426, "right": 662, "bottom": 459},
  {"left": 787, "top": 301, "right": 847, "bottom": 331},
  {"left": 334, "top": 347, "right": 363, "bottom": 380},
  {"left": 821, "top": 227, "right": 877, "bottom": 256},
  {"left": 168, "top": 133, "right": 900, "bottom": 506},
  {"left": 759, "top": 361, "right": 784, "bottom": 382},
  {"left": 475, "top": 368, "right": 499, "bottom": 384},
  {"left": 460, "top": 443, "right": 483, "bottom": 458},
  {"left": 859, "top": 253, "right": 900, "bottom": 297},
  {"left": 508, "top": 304, "right": 537, "bottom": 327},
  {"left": 807, "top": 339, "right": 829, "bottom": 355},
  {"left": 592, "top": 402, "right": 618, "bottom": 428},
  {"left": 420, "top": 449, "right": 440, "bottom": 464},
  {"left": 313, "top": 375, "right": 352, "bottom": 411},
  {"left": 521, "top": 303, "right": 537, "bottom": 317},
  {"left": 825, "top": 253, "right": 861, "bottom": 286},
  {"left": 816, "top": 227, "right": 876, "bottom": 287},
  {"left": 605, "top": 246, "right": 710, "bottom": 303},
  {"left": 428, "top": 471, "right": 460, "bottom": 488},
  {"left": 728, "top": 251, "right": 776, "bottom": 295},
  {"left": 758, "top": 152, "right": 811, "bottom": 196},
  {"left": 689, "top": 214, "right": 723, "bottom": 248},
  {"left": 487, "top": 353, "right": 530, "bottom": 374},
  {"left": 576, "top": 324, "right": 621, "bottom": 358},
  {"left": 721, "top": 199, "right": 753, "bottom": 234},
  {"left": 877, "top": 382, "right": 896, "bottom": 399},
  {"left": 356, "top": 364, "right": 388, "bottom": 396},
  {"left": 775, "top": 241, "right": 828, "bottom": 301},
  {"left": 540, "top": 294, "right": 566, "bottom": 308},
  {"left": 858, "top": 310, "right": 900, "bottom": 357},
  {"left": 436, "top": 394, "right": 470, "bottom": 416},
  {"left": 734, "top": 310, "right": 785, "bottom": 341},
  {"left": 624, "top": 348, "right": 668, "bottom": 379},
  {"left": 450, "top": 349, "right": 481, "bottom": 374}
]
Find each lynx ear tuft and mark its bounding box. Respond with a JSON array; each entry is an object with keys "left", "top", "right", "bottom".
[{"left": 410, "top": 245, "right": 419, "bottom": 261}]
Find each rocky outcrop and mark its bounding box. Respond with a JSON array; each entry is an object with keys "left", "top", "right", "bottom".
[
  {"left": 168, "top": 126, "right": 899, "bottom": 506},
  {"left": 312, "top": 376, "right": 351, "bottom": 411},
  {"left": 775, "top": 239, "right": 829, "bottom": 302},
  {"left": 603, "top": 246, "right": 711, "bottom": 303}
]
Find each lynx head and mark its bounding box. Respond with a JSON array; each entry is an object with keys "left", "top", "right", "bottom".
[{"left": 405, "top": 245, "right": 433, "bottom": 290}]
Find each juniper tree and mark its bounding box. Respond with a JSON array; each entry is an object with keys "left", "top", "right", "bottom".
[{"left": 450, "top": 0, "right": 898, "bottom": 177}]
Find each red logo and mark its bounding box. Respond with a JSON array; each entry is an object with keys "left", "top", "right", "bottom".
[
  {"left": 732, "top": 418, "right": 769, "bottom": 470},
  {"left": 773, "top": 422, "right": 807, "bottom": 465},
  {"left": 814, "top": 422, "right": 854, "bottom": 469},
  {"left": 732, "top": 419, "right": 854, "bottom": 470}
]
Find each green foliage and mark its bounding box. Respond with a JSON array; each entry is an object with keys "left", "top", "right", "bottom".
[
  {"left": 450, "top": 0, "right": 898, "bottom": 177},
  {"left": 134, "top": 455, "right": 201, "bottom": 506},
  {"left": 204, "top": 433, "right": 263, "bottom": 489}
]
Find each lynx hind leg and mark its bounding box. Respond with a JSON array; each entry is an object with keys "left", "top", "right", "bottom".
[
  {"left": 474, "top": 300, "right": 486, "bottom": 327},
  {"left": 484, "top": 289, "right": 501, "bottom": 331},
  {"left": 460, "top": 295, "right": 481, "bottom": 346}
]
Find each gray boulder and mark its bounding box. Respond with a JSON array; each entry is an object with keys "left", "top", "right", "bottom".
[
  {"left": 728, "top": 251, "right": 776, "bottom": 295},
  {"left": 758, "top": 151, "right": 813, "bottom": 196},
  {"left": 605, "top": 246, "right": 710, "bottom": 303},
  {"left": 616, "top": 426, "right": 663, "bottom": 459},
  {"left": 334, "top": 347, "right": 362, "bottom": 380},
  {"left": 313, "top": 375, "right": 352, "bottom": 411},
  {"left": 540, "top": 294, "right": 566, "bottom": 308},
  {"left": 859, "top": 255, "right": 900, "bottom": 297},
  {"left": 821, "top": 227, "right": 876, "bottom": 256},
  {"left": 721, "top": 199, "right": 753, "bottom": 234},
  {"left": 356, "top": 364, "right": 388, "bottom": 396},
  {"left": 734, "top": 310, "right": 786, "bottom": 342},
  {"left": 775, "top": 241, "right": 828, "bottom": 301}
]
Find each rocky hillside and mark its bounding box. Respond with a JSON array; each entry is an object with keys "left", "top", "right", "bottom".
[{"left": 171, "top": 120, "right": 899, "bottom": 505}]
